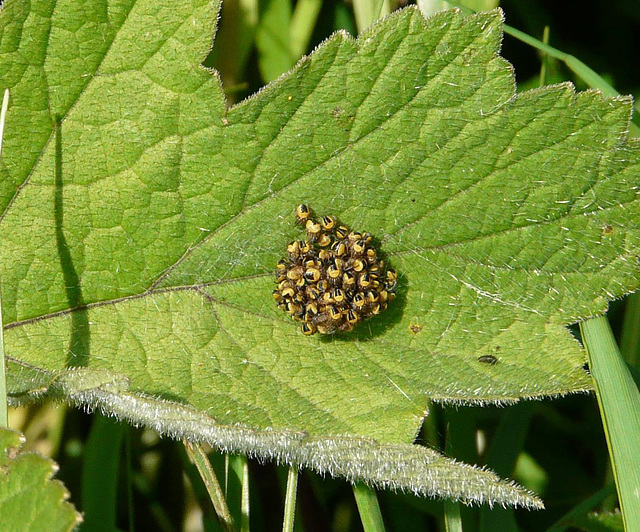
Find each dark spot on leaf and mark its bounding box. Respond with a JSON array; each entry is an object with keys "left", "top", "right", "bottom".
[
  {"left": 331, "top": 106, "right": 354, "bottom": 130},
  {"left": 477, "top": 355, "right": 498, "bottom": 365},
  {"left": 602, "top": 224, "right": 614, "bottom": 236},
  {"left": 410, "top": 324, "right": 422, "bottom": 334}
]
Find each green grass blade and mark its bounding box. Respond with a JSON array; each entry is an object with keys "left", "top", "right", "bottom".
[
  {"left": 0, "top": 88, "right": 8, "bottom": 428},
  {"left": 443, "top": 407, "right": 478, "bottom": 531},
  {"left": 282, "top": 467, "right": 298, "bottom": 532},
  {"left": 227, "top": 453, "right": 250, "bottom": 532},
  {"left": 353, "top": 483, "right": 386, "bottom": 532},
  {"left": 463, "top": 0, "right": 498, "bottom": 8},
  {"left": 560, "top": 54, "right": 618, "bottom": 97},
  {"left": 484, "top": 403, "right": 533, "bottom": 479},
  {"left": 479, "top": 402, "right": 534, "bottom": 531},
  {"left": 429, "top": 1, "right": 618, "bottom": 98},
  {"left": 81, "top": 414, "right": 125, "bottom": 531},
  {"left": 125, "top": 429, "right": 135, "bottom": 532},
  {"left": 352, "top": 0, "right": 389, "bottom": 33},
  {"left": 184, "top": 441, "right": 234, "bottom": 532},
  {"left": 444, "top": 500, "right": 462, "bottom": 532},
  {"left": 580, "top": 316, "right": 640, "bottom": 530},
  {"left": 538, "top": 26, "right": 550, "bottom": 87},
  {"left": 255, "top": 0, "right": 293, "bottom": 82},
  {"left": 547, "top": 483, "right": 617, "bottom": 532},
  {"left": 290, "top": 0, "right": 322, "bottom": 59},
  {"left": 621, "top": 293, "right": 640, "bottom": 368},
  {"left": 503, "top": 22, "right": 639, "bottom": 134}
]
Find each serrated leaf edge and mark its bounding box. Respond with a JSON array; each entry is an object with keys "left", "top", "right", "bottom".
[
  {"left": 0, "top": 427, "right": 82, "bottom": 528},
  {"left": 41, "top": 368, "right": 543, "bottom": 509}
]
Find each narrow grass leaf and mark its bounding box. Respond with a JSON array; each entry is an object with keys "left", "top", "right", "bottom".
[
  {"left": 580, "top": 317, "right": 640, "bottom": 531},
  {"left": 547, "top": 484, "right": 617, "bottom": 532},
  {"left": 563, "top": 510, "right": 624, "bottom": 532},
  {"left": 620, "top": 293, "right": 640, "bottom": 368},
  {"left": 80, "top": 414, "right": 125, "bottom": 531},
  {"left": 444, "top": 500, "right": 462, "bottom": 532},
  {"left": 227, "top": 453, "right": 250, "bottom": 532},
  {"left": 538, "top": 25, "right": 550, "bottom": 87},
  {"left": 426, "top": 1, "right": 640, "bottom": 133},
  {"left": 479, "top": 402, "right": 533, "bottom": 532},
  {"left": 353, "top": 0, "right": 390, "bottom": 32},
  {"left": 502, "top": 24, "right": 640, "bottom": 136},
  {"left": 353, "top": 483, "right": 386, "bottom": 532},
  {"left": 290, "top": 0, "right": 323, "bottom": 59},
  {"left": 443, "top": 409, "right": 476, "bottom": 531},
  {"left": 255, "top": 0, "right": 294, "bottom": 82}
]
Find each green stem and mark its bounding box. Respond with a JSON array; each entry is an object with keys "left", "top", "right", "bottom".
[
  {"left": 81, "top": 415, "right": 124, "bottom": 530},
  {"left": 538, "top": 25, "right": 550, "bottom": 87},
  {"left": 504, "top": 19, "right": 638, "bottom": 137},
  {"left": 353, "top": 482, "right": 386, "bottom": 532},
  {"left": 282, "top": 467, "right": 298, "bottom": 532},
  {"left": 580, "top": 316, "right": 640, "bottom": 530},
  {"left": 547, "top": 484, "right": 617, "bottom": 532},
  {"left": 125, "top": 428, "right": 135, "bottom": 532},
  {"left": 503, "top": 24, "right": 617, "bottom": 96},
  {"left": 184, "top": 441, "right": 234, "bottom": 532},
  {"left": 442, "top": 408, "right": 477, "bottom": 531}
]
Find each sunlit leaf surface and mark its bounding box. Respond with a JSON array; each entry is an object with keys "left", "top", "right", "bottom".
[{"left": 1, "top": 0, "right": 638, "bottom": 503}]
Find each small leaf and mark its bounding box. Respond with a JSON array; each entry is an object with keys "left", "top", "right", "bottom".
[
  {"left": 0, "top": 427, "right": 82, "bottom": 532},
  {"left": 1, "top": 0, "right": 639, "bottom": 503}
]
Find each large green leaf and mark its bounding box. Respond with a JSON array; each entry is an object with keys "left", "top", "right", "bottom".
[
  {"left": 0, "top": 427, "right": 81, "bottom": 532},
  {"left": 1, "top": 0, "right": 638, "bottom": 503}
]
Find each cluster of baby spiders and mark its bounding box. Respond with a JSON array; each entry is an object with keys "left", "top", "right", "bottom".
[{"left": 273, "top": 204, "right": 397, "bottom": 335}]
